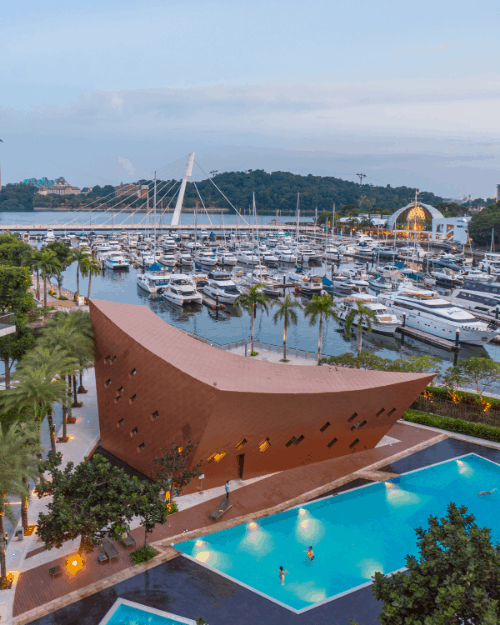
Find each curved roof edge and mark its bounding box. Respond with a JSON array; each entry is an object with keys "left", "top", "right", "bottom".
[{"left": 386, "top": 202, "right": 443, "bottom": 228}]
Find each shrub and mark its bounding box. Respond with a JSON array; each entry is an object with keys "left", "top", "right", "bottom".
[
  {"left": 425, "top": 385, "right": 500, "bottom": 411},
  {"left": 57, "top": 295, "right": 68, "bottom": 301},
  {"left": 404, "top": 409, "right": 500, "bottom": 443},
  {"left": 130, "top": 544, "right": 158, "bottom": 565},
  {"left": 165, "top": 500, "right": 178, "bottom": 516}
]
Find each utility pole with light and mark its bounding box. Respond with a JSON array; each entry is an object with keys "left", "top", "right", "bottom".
[{"left": 356, "top": 173, "right": 366, "bottom": 186}]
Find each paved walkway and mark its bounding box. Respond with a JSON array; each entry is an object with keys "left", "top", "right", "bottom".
[
  {"left": 228, "top": 346, "right": 316, "bottom": 366},
  {"left": 0, "top": 369, "right": 99, "bottom": 625}
]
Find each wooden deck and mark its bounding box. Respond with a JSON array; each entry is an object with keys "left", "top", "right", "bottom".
[{"left": 13, "top": 422, "right": 442, "bottom": 621}]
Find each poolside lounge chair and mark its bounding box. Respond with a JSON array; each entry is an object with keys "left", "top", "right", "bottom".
[
  {"left": 97, "top": 551, "right": 109, "bottom": 564},
  {"left": 209, "top": 497, "right": 232, "bottom": 521},
  {"left": 102, "top": 538, "right": 119, "bottom": 562},
  {"left": 49, "top": 565, "right": 63, "bottom": 578},
  {"left": 120, "top": 533, "right": 136, "bottom": 550}
]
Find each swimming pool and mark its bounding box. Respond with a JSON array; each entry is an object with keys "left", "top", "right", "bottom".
[
  {"left": 100, "top": 599, "right": 196, "bottom": 625},
  {"left": 177, "top": 453, "right": 500, "bottom": 612}
]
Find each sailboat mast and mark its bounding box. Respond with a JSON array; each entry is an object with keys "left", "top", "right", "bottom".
[
  {"left": 296, "top": 193, "right": 300, "bottom": 242},
  {"left": 153, "top": 172, "right": 157, "bottom": 258}
]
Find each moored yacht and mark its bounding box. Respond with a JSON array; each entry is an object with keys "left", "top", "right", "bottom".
[
  {"left": 162, "top": 274, "right": 202, "bottom": 306},
  {"left": 379, "top": 285, "right": 499, "bottom": 345},
  {"left": 446, "top": 280, "right": 500, "bottom": 317},
  {"left": 195, "top": 249, "right": 218, "bottom": 266},
  {"left": 203, "top": 270, "right": 241, "bottom": 304},
  {"left": 217, "top": 250, "right": 238, "bottom": 265},
  {"left": 337, "top": 294, "right": 399, "bottom": 335},
  {"left": 136, "top": 270, "right": 170, "bottom": 294},
  {"left": 103, "top": 251, "right": 129, "bottom": 270}
]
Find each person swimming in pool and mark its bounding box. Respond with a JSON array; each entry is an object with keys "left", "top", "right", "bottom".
[
  {"left": 477, "top": 488, "right": 497, "bottom": 497},
  {"left": 278, "top": 566, "right": 288, "bottom": 585},
  {"left": 306, "top": 546, "right": 314, "bottom": 564}
]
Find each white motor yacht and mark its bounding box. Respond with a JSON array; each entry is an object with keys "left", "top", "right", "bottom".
[
  {"left": 235, "top": 250, "right": 260, "bottom": 265},
  {"left": 479, "top": 253, "right": 500, "bottom": 276},
  {"left": 44, "top": 229, "right": 56, "bottom": 243},
  {"left": 137, "top": 271, "right": 170, "bottom": 294},
  {"left": 296, "top": 248, "right": 320, "bottom": 263},
  {"left": 379, "top": 285, "right": 499, "bottom": 345},
  {"left": 161, "top": 238, "right": 177, "bottom": 252},
  {"left": 337, "top": 294, "right": 399, "bottom": 335},
  {"left": 262, "top": 251, "right": 279, "bottom": 265},
  {"left": 195, "top": 250, "right": 218, "bottom": 266},
  {"left": 218, "top": 250, "right": 238, "bottom": 265},
  {"left": 179, "top": 252, "right": 194, "bottom": 267},
  {"left": 158, "top": 253, "right": 177, "bottom": 268},
  {"left": 324, "top": 246, "right": 341, "bottom": 261},
  {"left": 104, "top": 251, "right": 129, "bottom": 270},
  {"left": 446, "top": 280, "right": 500, "bottom": 317},
  {"left": 293, "top": 274, "right": 323, "bottom": 296},
  {"left": 162, "top": 274, "right": 202, "bottom": 306},
  {"left": 276, "top": 246, "right": 297, "bottom": 263},
  {"left": 203, "top": 270, "right": 241, "bottom": 304}
]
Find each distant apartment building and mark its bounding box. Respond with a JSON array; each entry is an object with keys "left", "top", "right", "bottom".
[
  {"left": 115, "top": 184, "right": 149, "bottom": 200},
  {"left": 36, "top": 183, "right": 81, "bottom": 196}
]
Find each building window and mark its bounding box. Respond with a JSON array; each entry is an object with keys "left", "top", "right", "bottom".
[
  {"left": 351, "top": 421, "right": 360, "bottom": 430},
  {"left": 131, "top": 428, "right": 138, "bottom": 436},
  {"left": 105, "top": 379, "right": 112, "bottom": 387},
  {"left": 320, "top": 422, "right": 331, "bottom": 432},
  {"left": 286, "top": 437, "right": 297, "bottom": 448},
  {"left": 129, "top": 394, "right": 137, "bottom": 404},
  {"left": 376, "top": 408, "right": 385, "bottom": 417},
  {"left": 114, "top": 396, "right": 122, "bottom": 404},
  {"left": 349, "top": 438, "right": 360, "bottom": 449},
  {"left": 117, "top": 386, "right": 124, "bottom": 393},
  {"left": 327, "top": 437, "right": 338, "bottom": 449},
  {"left": 387, "top": 408, "right": 396, "bottom": 417},
  {"left": 347, "top": 412, "right": 358, "bottom": 423},
  {"left": 236, "top": 438, "right": 247, "bottom": 450},
  {"left": 151, "top": 411, "right": 159, "bottom": 421},
  {"left": 207, "top": 451, "right": 227, "bottom": 463},
  {"left": 130, "top": 368, "right": 137, "bottom": 377},
  {"left": 111, "top": 355, "right": 117, "bottom": 362},
  {"left": 117, "top": 419, "right": 124, "bottom": 427},
  {"left": 137, "top": 443, "right": 145, "bottom": 452},
  {"left": 259, "top": 438, "right": 271, "bottom": 452}
]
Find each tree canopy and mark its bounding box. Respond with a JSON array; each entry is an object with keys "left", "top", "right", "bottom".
[{"left": 469, "top": 200, "right": 500, "bottom": 247}]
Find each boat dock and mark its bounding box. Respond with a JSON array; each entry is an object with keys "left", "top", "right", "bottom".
[
  {"left": 395, "top": 326, "right": 460, "bottom": 352},
  {"left": 201, "top": 293, "right": 226, "bottom": 310}
]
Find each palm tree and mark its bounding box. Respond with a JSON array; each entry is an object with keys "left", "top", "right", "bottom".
[
  {"left": 80, "top": 256, "right": 101, "bottom": 300},
  {"left": 17, "top": 345, "right": 76, "bottom": 441},
  {"left": 0, "top": 422, "right": 41, "bottom": 582},
  {"left": 272, "top": 295, "right": 302, "bottom": 362},
  {"left": 22, "top": 249, "right": 43, "bottom": 301},
  {"left": 344, "top": 301, "right": 380, "bottom": 356},
  {"left": 40, "top": 249, "right": 61, "bottom": 307},
  {"left": 234, "top": 285, "right": 272, "bottom": 355},
  {"left": 71, "top": 249, "right": 89, "bottom": 298},
  {"left": 304, "top": 294, "right": 338, "bottom": 364},
  {"left": 3, "top": 360, "right": 69, "bottom": 454}
]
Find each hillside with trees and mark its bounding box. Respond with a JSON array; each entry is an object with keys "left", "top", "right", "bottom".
[
  {"left": 0, "top": 184, "right": 38, "bottom": 212},
  {"left": 469, "top": 200, "right": 500, "bottom": 247},
  {"left": 3, "top": 171, "right": 444, "bottom": 214}
]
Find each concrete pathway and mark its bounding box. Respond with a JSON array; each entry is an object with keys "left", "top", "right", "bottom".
[
  {"left": 228, "top": 346, "right": 316, "bottom": 366},
  {"left": 0, "top": 369, "right": 99, "bottom": 625}
]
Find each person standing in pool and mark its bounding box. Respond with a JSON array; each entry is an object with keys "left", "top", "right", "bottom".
[
  {"left": 477, "top": 488, "right": 497, "bottom": 497},
  {"left": 306, "top": 546, "right": 314, "bottom": 564},
  {"left": 278, "top": 566, "right": 288, "bottom": 585}
]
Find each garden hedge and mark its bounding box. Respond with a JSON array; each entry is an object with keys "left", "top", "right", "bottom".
[
  {"left": 404, "top": 409, "right": 500, "bottom": 443},
  {"left": 425, "top": 386, "right": 500, "bottom": 411}
]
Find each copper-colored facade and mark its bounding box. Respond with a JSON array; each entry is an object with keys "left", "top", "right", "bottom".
[{"left": 90, "top": 299, "right": 434, "bottom": 493}]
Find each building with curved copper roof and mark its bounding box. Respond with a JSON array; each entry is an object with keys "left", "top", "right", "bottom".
[{"left": 90, "top": 299, "right": 434, "bottom": 493}]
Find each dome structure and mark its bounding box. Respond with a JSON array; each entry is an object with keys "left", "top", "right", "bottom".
[{"left": 386, "top": 202, "right": 444, "bottom": 232}]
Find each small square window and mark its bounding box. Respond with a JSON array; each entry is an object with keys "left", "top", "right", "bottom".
[
  {"left": 327, "top": 437, "right": 338, "bottom": 449},
  {"left": 114, "top": 396, "right": 122, "bottom": 404},
  {"left": 295, "top": 435, "right": 305, "bottom": 445},
  {"left": 236, "top": 438, "right": 247, "bottom": 450},
  {"left": 351, "top": 421, "right": 361, "bottom": 431},
  {"left": 111, "top": 355, "right": 117, "bottom": 362},
  {"left": 117, "top": 418, "right": 124, "bottom": 428},
  {"left": 105, "top": 379, "right": 112, "bottom": 386},
  {"left": 259, "top": 438, "right": 270, "bottom": 452},
  {"left": 131, "top": 428, "right": 138, "bottom": 436},
  {"left": 347, "top": 413, "right": 358, "bottom": 423},
  {"left": 117, "top": 386, "right": 124, "bottom": 393},
  {"left": 376, "top": 408, "right": 385, "bottom": 417},
  {"left": 349, "top": 438, "right": 360, "bottom": 449},
  {"left": 285, "top": 437, "right": 297, "bottom": 448},
  {"left": 151, "top": 411, "right": 159, "bottom": 421},
  {"left": 387, "top": 408, "right": 396, "bottom": 417},
  {"left": 137, "top": 443, "right": 145, "bottom": 452},
  {"left": 129, "top": 394, "right": 137, "bottom": 403},
  {"left": 320, "top": 422, "right": 331, "bottom": 432},
  {"left": 130, "top": 368, "right": 137, "bottom": 377}
]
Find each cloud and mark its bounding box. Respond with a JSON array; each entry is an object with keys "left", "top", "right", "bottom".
[{"left": 117, "top": 156, "right": 136, "bottom": 176}]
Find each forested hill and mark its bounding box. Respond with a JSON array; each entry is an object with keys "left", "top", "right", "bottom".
[
  {"left": 184, "top": 170, "right": 443, "bottom": 214},
  {"left": 1, "top": 170, "right": 443, "bottom": 213}
]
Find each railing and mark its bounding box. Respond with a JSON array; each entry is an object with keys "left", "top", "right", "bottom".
[{"left": 182, "top": 330, "right": 320, "bottom": 360}]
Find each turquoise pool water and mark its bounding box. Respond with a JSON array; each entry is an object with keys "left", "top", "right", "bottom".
[
  {"left": 104, "top": 603, "right": 187, "bottom": 624},
  {"left": 177, "top": 454, "right": 500, "bottom": 611}
]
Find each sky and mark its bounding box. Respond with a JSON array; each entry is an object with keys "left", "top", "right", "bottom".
[{"left": 2, "top": 0, "right": 500, "bottom": 198}]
